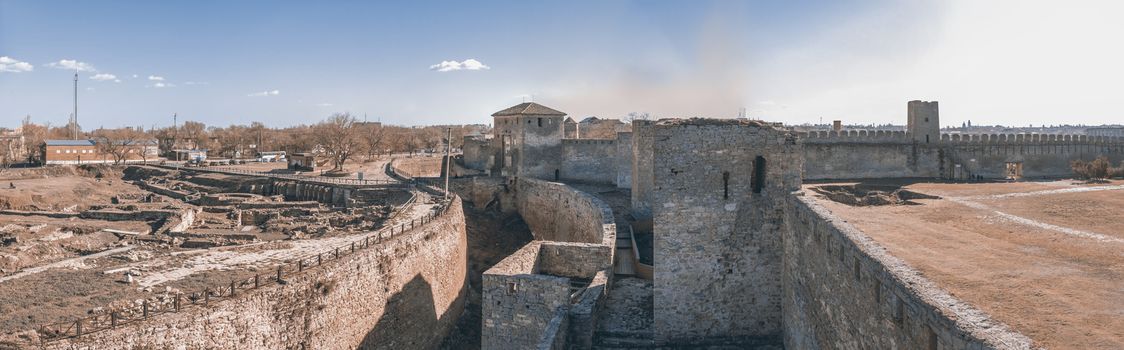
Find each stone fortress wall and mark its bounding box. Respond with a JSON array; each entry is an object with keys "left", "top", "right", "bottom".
[
  {"left": 783, "top": 194, "right": 1033, "bottom": 349},
  {"left": 560, "top": 139, "right": 618, "bottom": 183},
  {"left": 42, "top": 198, "right": 469, "bottom": 350},
  {"left": 459, "top": 101, "right": 1119, "bottom": 349},
  {"left": 800, "top": 101, "right": 1124, "bottom": 180},
  {"left": 480, "top": 177, "right": 616, "bottom": 349}
]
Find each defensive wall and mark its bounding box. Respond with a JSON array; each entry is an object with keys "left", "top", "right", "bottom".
[
  {"left": 648, "top": 119, "right": 802, "bottom": 346},
  {"left": 481, "top": 177, "right": 616, "bottom": 349},
  {"left": 34, "top": 198, "right": 468, "bottom": 350},
  {"left": 799, "top": 130, "right": 1124, "bottom": 180},
  {"left": 782, "top": 193, "right": 1034, "bottom": 349},
  {"left": 560, "top": 139, "right": 617, "bottom": 183}
]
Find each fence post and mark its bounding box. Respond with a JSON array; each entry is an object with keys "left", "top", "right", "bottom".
[
  {"left": 175, "top": 294, "right": 181, "bottom": 312},
  {"left": 299, "top": 259, "right": 304, "bottom": 272},
  {"left": 255, "top": 275, "right": 260, "bottom": 288},
  {"left": 75, "top": 319, "right": 82, "bottom": 337},
  {"left": 204, "top": 288, "right": 210, "bottom": 306},
  {"left": 351, "top": 242, "right": 355, "bottom": 253},
  {"left": 335, "top": 247, "right": 340, "bottom": 259},
  {"left": 111, "top": 312, "right": 117, "bottom": 329},
  {"left": 230, "top": 281, "right": 237, "bottom": 297},
  {"left": 277, "top": 266, "right": 283, "bottom": 281},
  {"left": 318, "top": 253, "right": 322, "bottom": 266}
]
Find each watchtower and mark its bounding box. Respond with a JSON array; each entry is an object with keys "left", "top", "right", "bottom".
[
  {"left": 490, "top": 102, "right": 566, "bottom": 179},
  {"left": 907, "top": 100, "right": 940, "bottom": 144}
]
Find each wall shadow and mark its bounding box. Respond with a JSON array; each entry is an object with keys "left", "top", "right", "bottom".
[{"left": 359, "top": 273, "right": 466, "bottom": 350}]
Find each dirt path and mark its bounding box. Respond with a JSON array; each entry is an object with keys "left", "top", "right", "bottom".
[{"left": 0, "top": 246, "right": 135, "bottom": 283}]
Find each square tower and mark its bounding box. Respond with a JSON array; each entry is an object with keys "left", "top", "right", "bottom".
[
  {"left": 490, "top": 102, "right": 566, "bottom": 179},
  {"left": 907, "top": 100, "right": 940, "bottom": 144},
  {"left": 648, "top": 119, "right": 803, "bottom": 344}
]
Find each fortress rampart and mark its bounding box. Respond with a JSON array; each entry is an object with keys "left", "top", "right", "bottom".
[
  {"left": 783, "top": 193, "right": 1033, "bottom": 349},
  {"left": 799, "top": 130, "right": 1124, "bottom": 180},
  {"left": 481, "top": 177, "right": 616, "bottom": 349},
  {"left": 37, "top": 199, "right": 468, "bottom": 350},
  {"left": 560, "top": 139, "right": 618, "bottom": 183}
]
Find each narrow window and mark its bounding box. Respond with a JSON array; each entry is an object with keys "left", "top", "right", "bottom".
[
  {"left": 554, "top": 169, "right": 560, "bottom": 181},
  {"left": 722, "top": 171, "right": 730, "bottom": 199},
  {"left": 926, "top": 135, "right": 930, "bottom": 143},
  {"left": 752, "top": 156, "right": 766, "bottom": 193},
  {"left": 507, "top": 282, "right": 518, "bottom": 294},
  {"left": 538, "top": 118, "right": 542, "bottom": 127},
  {"left": 874, "top": 279, "right": 881, "bottom": 301}
]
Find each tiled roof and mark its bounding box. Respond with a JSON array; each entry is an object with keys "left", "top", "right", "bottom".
[{"left": 491, "top": 102, "right": 566, "bottom": 117}]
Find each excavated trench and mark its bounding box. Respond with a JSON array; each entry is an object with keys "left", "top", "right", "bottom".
[{"left": 811, "top": 184, "right": 941, "bottom": 206}]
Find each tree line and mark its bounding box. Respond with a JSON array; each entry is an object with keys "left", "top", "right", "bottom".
[{"left": 5, "top": 113, "right": 486, "bottom": 170}]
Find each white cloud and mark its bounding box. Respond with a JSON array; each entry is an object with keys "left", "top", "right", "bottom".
[
  {"left": 429, "top": 58, "right": 490, "bottom": 72},
  {"left": 148, "top": 75, "right": 164, "bottom": 81},
  {"left": 46, "top": 59, "right": 96, "bottom": 72},
  {"left": 315, "top": 103, "right": 334, "bottom": 107},
  {"left": 149, "top": 82, "right": 175, "bottom": 88},
  {"left": 90, "top": 73, "right": 118, "bottom": 81},
  {"left": 132, "top": 74, "right": 138, "bottom": 78},
  {"left": 0, "top": 56, "right": 34, "bottom": 73},
  {"left": 247, "top": 90, "right": 280, "bottom": 97},
  {"left": 184, "top": 81, "right": 209, "bottom": 86}
]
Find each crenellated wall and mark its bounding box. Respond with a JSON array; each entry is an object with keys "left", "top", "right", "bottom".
[
  {"left": 783, "top": 193, "right": 1033, "bottom": 349},
  {"left": 798, "top": 131, "right": 1124, "bottom": 180},
  {"left": 41, "top": 200, "right": 468, "bottom": 350}
]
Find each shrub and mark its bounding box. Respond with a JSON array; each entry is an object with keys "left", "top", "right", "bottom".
[{"left": 1071, "top": 156, "right": 1113, "bottom": 180}]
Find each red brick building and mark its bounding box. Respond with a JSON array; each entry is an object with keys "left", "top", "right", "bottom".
[{"left": 41, "top": 139, "right": 159, "bottom": 165}]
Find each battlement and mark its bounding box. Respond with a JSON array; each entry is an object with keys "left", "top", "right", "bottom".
[
  {"left": 939, "top": 133, "right": 1124, "bottom": 145},
  {"left": 798, "top": 130, "right": 913, "bottom": 144},
  {"left": 562, "top": 138, "right": 616, "bottom": 145},
  {"left": 798, "top": 131, "right": 1124, "bottom": 146}
]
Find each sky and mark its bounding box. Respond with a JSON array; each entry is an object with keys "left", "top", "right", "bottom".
[{"left": 1, "top": 0, "right": 1122, "bottom": 129}]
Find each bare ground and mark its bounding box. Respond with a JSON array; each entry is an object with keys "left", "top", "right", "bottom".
[{"left": 811, "top": 179, "right": 1124, "bottom": 350}]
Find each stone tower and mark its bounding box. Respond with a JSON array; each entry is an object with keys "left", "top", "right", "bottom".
[
  {"left": 490, "top": 102, "right": 566, "bottom": 179},
  {"left": 907, "top": 100, "right": 940, "bottom": 144},
  {"left": 648, "top": 119, "right": 803, "bottom": 345}
]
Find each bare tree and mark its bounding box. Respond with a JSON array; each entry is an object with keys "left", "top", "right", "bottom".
[
  {"left": 180, "top": 121, "right": 208, "bottom": 150},
  {"left": 361, "top": 123, "right": 385, "bottom": 160},
  {"left": 21, "top": 123, "right": 46, "bottom": 164},
  {"left": 625, "top": 112, "right": 651, "bottom": 123},
  {"left": 312, "top": 113, "right": 366, "bottom": 171},
  {"left": 93, "top": 128, "right": 144, "bottom": 165}
]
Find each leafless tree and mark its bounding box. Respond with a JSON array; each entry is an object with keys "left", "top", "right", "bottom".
[
  {"left": 361, "top": 123, "right": 385, "bottom": 160},
  {"left": 312, "top": 113, "right": 366, "bottom": 171},
  {"left": 93, "top": 128, "right": 144, "bottom": 165}
]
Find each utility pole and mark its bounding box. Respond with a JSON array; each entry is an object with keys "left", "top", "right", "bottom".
[
  {"left": 73, "top": 71, "right": 79, "bottom": 140},
  {"left": 443, "top": 127, "right": 452, "bottom": 200}
]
